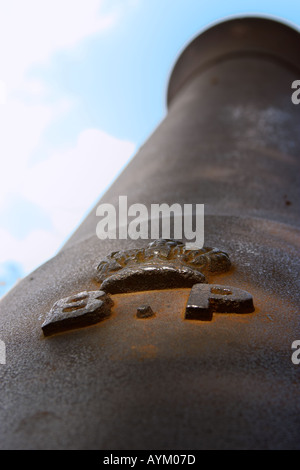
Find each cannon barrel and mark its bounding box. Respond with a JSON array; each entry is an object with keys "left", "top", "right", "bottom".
[{"left": 0, "top": 17, "right": 299, "bottom": 450}]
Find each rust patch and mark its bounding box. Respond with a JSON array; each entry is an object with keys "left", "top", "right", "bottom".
[
  {"left": 111, "top": 288, "right": 191, "bottom": 321},
  {"left": 42, "top": 290, "right": 113, "bottom": 337},
  {"left": 95, "top": 239, "right": 231, "bottom": 293},
  {"left": 131, "top": 344, "right": 157, "bottom": 360}
]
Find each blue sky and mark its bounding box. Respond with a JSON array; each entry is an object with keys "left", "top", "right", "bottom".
[{"left": 0, "top": 0, "right": 299, "bottom": 298}]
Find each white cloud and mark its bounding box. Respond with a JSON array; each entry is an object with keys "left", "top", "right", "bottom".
[
  {"left": 0, "top": 97, "right": 71, "bottom": 207},
  {"left": 0, "top": 129, "right": 135, "bottom": 282},
  {"left": 0, "top": 227, "right": 62, "bottom": 273},
  {"left": 0, "top": 0, "right": 123, "bottom": 209},
  {"left": 0, "top": 128, "right": 135, "bottom": 275},
  {"left": 0, "top": 0, "right": 137, "bottom": 292},
  {"left": 18, "top": 79, "right": 48, "bottom": 97},
  {"left": 20, "top": 129, "right": 135, "bottom": 237},
  {"left": 0, "top": 0, "right": 120, "bottom": 89},
  {"left": 0, "top": 80, "right": 7, "bottom": 104},
  {"left": 0, "top": 127, "right": 135, "bottom": 283}
]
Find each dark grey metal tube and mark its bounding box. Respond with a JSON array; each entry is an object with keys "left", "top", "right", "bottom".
[{"left": 0, "top": 17, "right": 299, "bottom": 450}]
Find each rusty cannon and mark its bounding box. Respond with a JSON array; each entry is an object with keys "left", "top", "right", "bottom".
[{"left": 0, "top": 17, "right": 299, "bottom": 450}]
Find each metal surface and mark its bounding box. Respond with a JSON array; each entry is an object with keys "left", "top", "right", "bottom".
[
  {"left": 96, "top": 239, "right": 231, "bottom": 291},
  {"left": 42, "top": 291, "right": 113, "bottom": 337},
  {"left": 136, "top": 305, "right": 155, "bottom": 319},
  {"left": 0, "top": 17, "right": 299, "bottom": 450},
  {"left": 185, "top": 284, "right": 254, "bottom": 321},
  {"left": 167, "top": 17, "right": 300, "bottom": 106}
]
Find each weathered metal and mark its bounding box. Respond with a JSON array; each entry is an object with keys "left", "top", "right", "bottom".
[
  {"left": 185, "top": 284, "right": 254, "bottom": 321},
  {"left": 96, "top": 239, "right": 231, "bottom": 293},
  {"left": 136, "top": 304, "right": 155, "bottom": 319},
  {"left": 42, "top": 291, "right": 113, "bottom": 337},
  {"left": 0, "top": 17, "right": 299, "bottom": 450}
]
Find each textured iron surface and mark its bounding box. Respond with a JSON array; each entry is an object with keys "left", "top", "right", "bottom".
[
  {"left": 96, "top": 239, "right": 231, "bottom": 292},
  {"left": 100, "top": 265, "right": 205, "bottom": 294},
  {"left": 136, "top": 304, "right": 155, "bottom": 319},
  {"left": 0, "top": 17, "right": 299, "bottom": 450},
  {"left": 42, "top": 291, "right": 113, "bottom": 337},
  {"left": 185, "top": 283, "right": 254, "bottom": 320},
  {"left": 167, "top": 17, "right": 300, "bottom": 106}
]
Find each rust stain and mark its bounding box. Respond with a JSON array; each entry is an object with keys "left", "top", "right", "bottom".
[
  {"left": 131, "top": 344, "right": 157, "bottom": 360},
  {"left": 111, "top": 288, "right": 191, "bottom": 320}
]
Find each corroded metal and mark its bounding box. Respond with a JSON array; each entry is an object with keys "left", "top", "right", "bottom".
[
  {"left": 40, "top": 239, "right": 245, "bottom": 334},
  {"left": 136, "top": 305, "right": 155, "bottom": 319},
  {"left": 185, "top": 284, "right": 254, "bottom": 321},
  {"left": 100, "top": 265, "right": 206, "bottom": 294},
  {"left": 42, "top": 290, "right": 113, "bottom": 336},
  {"left": 96, "top": 239, "right": 231, "bottom": 293},
  {"left": 0, "top": 17, "right": 299, "bottom": 450}
]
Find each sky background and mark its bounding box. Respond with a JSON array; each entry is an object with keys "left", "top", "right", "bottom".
[{"left": 0, "top": 0, "right": 300, "bottom": 298}]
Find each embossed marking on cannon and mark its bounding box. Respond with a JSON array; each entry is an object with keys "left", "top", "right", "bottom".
[
  {"left": 95, "top": 239, "right": 231, "bottom": 294},
  {"left": 185, "top": 284, "right": 255, "bottom": 321},
  {"left": 42, "top": 290, "right": 113, "bottom": 337}
]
